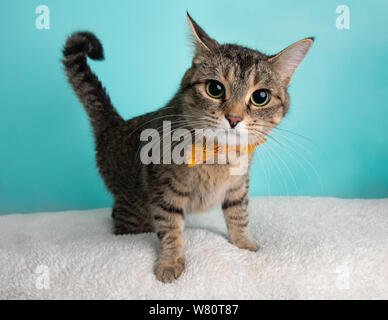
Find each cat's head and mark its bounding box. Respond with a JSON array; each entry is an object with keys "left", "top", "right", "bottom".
[{"left": 181, "top": 13, "right": 313, "bottom": 144}]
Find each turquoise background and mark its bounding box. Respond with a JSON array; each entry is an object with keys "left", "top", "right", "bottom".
[{"left": 0, "top": 0, "right": 387, "bottom": 214}]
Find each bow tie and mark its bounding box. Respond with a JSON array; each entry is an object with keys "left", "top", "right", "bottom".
[{"left": 187, "top": 137, "right": 266, "bottom": 167}]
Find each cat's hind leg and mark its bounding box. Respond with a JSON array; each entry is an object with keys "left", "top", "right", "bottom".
[{"left": 112, "top": 198, "right": 153, "bottom": 235}]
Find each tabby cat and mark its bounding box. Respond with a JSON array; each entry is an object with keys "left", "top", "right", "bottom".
[{"left": 62, "top": 13, "right": 313, "bottom": 283}]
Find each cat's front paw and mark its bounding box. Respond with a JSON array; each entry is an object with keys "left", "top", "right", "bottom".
[
  {"left": 153, "top": 256, "right": 185, "bottom": 283},
  {"left": 232, "top": 238, "right": 260, "bottom": 252}
]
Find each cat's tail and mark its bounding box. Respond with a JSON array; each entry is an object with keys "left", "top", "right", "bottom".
[{"left": 62, "top": 31, "right": 123, "bottom": 135}]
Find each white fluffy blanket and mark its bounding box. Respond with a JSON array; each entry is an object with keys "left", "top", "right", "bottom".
[{"left": 0, "top": 197, "right": 387, "bottom": 299}]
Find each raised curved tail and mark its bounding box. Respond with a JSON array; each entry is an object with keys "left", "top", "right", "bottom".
[{"left": 62, "top": 32, "right": 123, "bottom": 135}]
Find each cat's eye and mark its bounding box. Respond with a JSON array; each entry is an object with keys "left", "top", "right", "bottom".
[
  {"left": 250, "top": 89, "right": 271, "bottom": 107},
  {"left": 206, "top": 80, "right": 225, "bottom": 99}
]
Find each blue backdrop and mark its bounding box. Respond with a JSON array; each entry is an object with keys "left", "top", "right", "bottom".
[{"left": 1, "top": 0, "right": 387, "bottom": 214}]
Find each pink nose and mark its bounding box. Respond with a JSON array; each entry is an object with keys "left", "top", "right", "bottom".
[{"left": 225, "top": 114, "right": 242, "bottom": 129}]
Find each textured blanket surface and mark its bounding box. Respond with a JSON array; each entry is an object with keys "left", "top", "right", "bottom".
[{"left": 0, "top": 197, "right": 387, "bottom": 300}]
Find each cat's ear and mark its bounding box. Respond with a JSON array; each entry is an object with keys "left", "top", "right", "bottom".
[
  {"left": 187, "top": 12, "right": 219, "bottom": 55},
  {"left": 269, "top": 38, "right": 314, "bottom": 86}
]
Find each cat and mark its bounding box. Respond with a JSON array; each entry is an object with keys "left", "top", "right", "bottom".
[{"left": 62, "top": 12, "right": 313, "bottom": 283}]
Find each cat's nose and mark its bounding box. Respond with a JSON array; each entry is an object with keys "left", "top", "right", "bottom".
[{"left": 225, "top": 114, "right": 242, "bottom": 129}]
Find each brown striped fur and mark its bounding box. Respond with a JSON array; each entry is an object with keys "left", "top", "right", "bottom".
[{"left": 62, "top": 13, "right": 313, "bottom": 282}]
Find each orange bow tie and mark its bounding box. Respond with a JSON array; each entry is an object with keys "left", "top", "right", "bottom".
[{"left": 187, "top": 138, "right": 266, "bottom": 167}]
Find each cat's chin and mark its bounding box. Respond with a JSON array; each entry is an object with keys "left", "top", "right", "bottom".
[
  {"left": 201, "top": 128, "right": 251, "bottom": 147},
  {"left": 222, "top": 128, "right": 250, "bottom": 139}
]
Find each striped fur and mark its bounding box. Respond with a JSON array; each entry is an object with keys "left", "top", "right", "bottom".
[{"left": 62, "top": 14, "right": 313, "bottom": 282}]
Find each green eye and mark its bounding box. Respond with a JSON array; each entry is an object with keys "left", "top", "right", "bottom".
[
  {"left": 206, "top": 80, "right": 225, "bottom": 99},
  {"left": 251, "top": 89, "right": 271, "bottom": 107}
]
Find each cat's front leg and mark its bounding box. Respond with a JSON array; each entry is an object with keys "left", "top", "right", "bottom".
[
  {"left": 151, "top": 198, "right": 185, "bottom": 283},
  {"left": 222, "top": 176, "right": 259, "bottom": 252}
]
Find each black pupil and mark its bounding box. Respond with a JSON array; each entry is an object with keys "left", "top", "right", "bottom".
[
  {"left": 209, "top": 81, "right": 223, "bottom": 96},
  {"left": 253, "top": 90, "right": 267, "bottom": 104}
]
